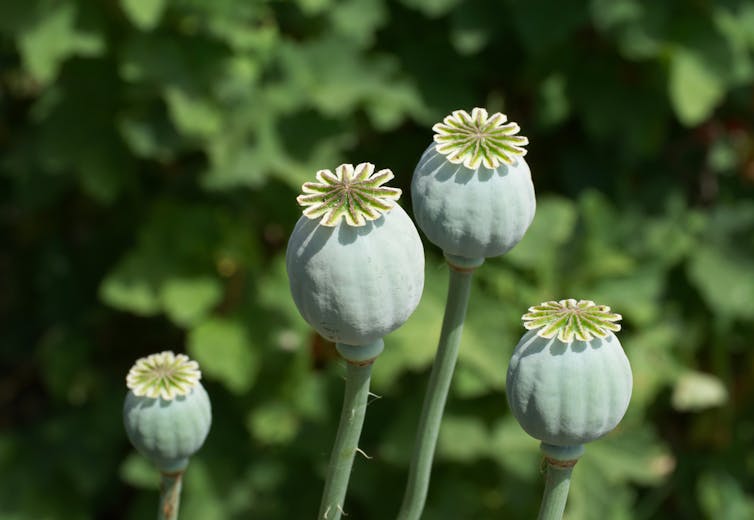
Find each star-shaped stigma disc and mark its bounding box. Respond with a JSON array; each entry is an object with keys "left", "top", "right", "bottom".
[
  {"left": 126, "top": 351, "right": 202, "bottom": 400},
  {"left": 297, "top": 163, "right": 402, "bottom": 227},
  {"left": 433, "top": 107, "right": 528, "bottom": 170},
  {"left": 522, "top": 299, "right": 622, "bottom": 343}
]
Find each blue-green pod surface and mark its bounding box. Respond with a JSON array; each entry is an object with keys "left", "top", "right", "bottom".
[
  {"left": 506, "top": 300, "right": 632, "bottom": 446},
  {"left": 286, "top": 203, "right": 424, "bottom": 346},
  {"left": 123, "top": 352, "right": 212, "bottom": 472},
  {"left": 411, "top": 108, "right": 536, "bottom": 260},
  {"left": 124, "top": 384, "right": 212, "bottom": 472},
  {"left": 286, "top": 163, "right": 424, "bottom": 346}
]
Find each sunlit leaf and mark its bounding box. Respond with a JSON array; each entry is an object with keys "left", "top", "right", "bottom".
[
  {"left": 669, "top": 50, "right": 725, "bottom": 126},
  {"left": 568, "top": 426, "right": 674, "bottom": 519},
  {"left": 246, "top": 402, "right": 300, "bottom": 445},
  {"left": 698, "top": 472, "right": 754, "bottom": 519},
  {"left": 160, "top": 276, "right": 223, "bottom": 326},
  {"left": 120, "top": 0, "right": 167, "bottom": 31},
  {"left": 437, "top": 415, "right": 490, "bottom": 462},
  {"left": 672, "top": 371, "right": 728, "bottom": 412},
  {"left": 400, "top": 0, "right": 462, "bottom": 18},
  {"left": 688, "top": 245, "right": 754, "bottom": 319},
  {"left": 17, "top": 3, "right": 104, "bottom": 83},
  {"left": 99, "top": 254, "right": 162, "bottom": 316},
  {"left": 187, "top": 318, "right": 258, "bottom": 394},
  {"left": 488, "top": 417, "right": 540, "bottom": 480},
  {"left": 505, "top": 196, "right": 577, "bottom": 270},
  {"left": 165, "top": 87, "right": 223, "bottom": 139},
  {"left": 119, "top": 453, "right": 159, "bottom": 489}
]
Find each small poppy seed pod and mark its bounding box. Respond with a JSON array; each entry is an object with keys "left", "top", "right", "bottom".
[
  {"left": 123, "top": 351, "right": 212, "bottom": 472},
  {"left": 286, "top": 163, "right": 425, "bottom": 346},
  {"left": 506, "top": 300, "right": 632, "bottom": 446},
  {"left": 411, "top": 108, "right": 536, "bottom": 260}
]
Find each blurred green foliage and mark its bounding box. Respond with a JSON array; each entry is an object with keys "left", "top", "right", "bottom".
[{"left": 2, "top": 0, "right": 754, "bottom": 518}]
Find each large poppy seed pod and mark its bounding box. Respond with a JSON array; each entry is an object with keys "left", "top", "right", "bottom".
[
  {"left": 411, "top": 107, "right": 536, "bottom": 260},
  {"left": 506, "top": 300, "right": 632, "bottom": 446},
  {"left": 123, "top": 351, "right": 212, "bottom": 472},
  {"left": 286, "top": 162, "right": 424, "bottom": 346}
]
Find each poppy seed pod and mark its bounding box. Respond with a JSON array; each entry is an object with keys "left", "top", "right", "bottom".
[
  {"left": 123, "top": 351, "right": 212, "bottom": 472},
  {"left": 506, "top": 300, "right": 632, "bottom": 446},
  {"left": 286, "top": 163, "right": 425, "bottom": 346},
  {"left": 411, "top": 108, "right": 536, "bottom": 260}
]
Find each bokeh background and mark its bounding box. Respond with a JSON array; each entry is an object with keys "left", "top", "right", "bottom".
[{"left": 2, "top": 0, "right": 754, "bottom": 518}]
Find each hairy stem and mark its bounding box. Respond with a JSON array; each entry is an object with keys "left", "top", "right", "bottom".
[
  {"left": 537, "top": 444, "right": 583, "bottom": 520},
  {"left": 397, "top": 262, "right": 477, "bottom": 520},
  {"left": 537, "top": 462, "right": 575, "bottom": 520},
  {"left": 318, "top": 357, "right": 374, "bottom": 520},
  {"left": 158, "top": 470, "right": 183, "bottom": 520}
]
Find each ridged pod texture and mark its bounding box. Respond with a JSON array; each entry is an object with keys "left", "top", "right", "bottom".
[
  {"left": 286, "top": 204, "right": 424, "bottom": 346},
  {"left": 123, "top": 383, "right": 212, "bottom": 472},
  {"left": 411, "top": 143, "right": 536, "bottom": 259},
  {"left": 506, "top": 329, "right": 632, "bottom": 446}
]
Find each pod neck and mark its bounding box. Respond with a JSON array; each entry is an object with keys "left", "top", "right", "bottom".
[
  {"left": 444, "top": 252, "right": 484, "bottom": 272},
  {"left": 336, "top": 339, "right": 385, "bottom": 366}
]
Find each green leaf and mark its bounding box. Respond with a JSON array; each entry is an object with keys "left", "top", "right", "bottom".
[
  {"left": 119, "top": 453, "right": 159, "bottom": 489},
  {"left": 698, "top": 472, "right": 754, "bottom": 520},
  {"left": 488, "top": 417, "right": 540, "bottom": 480},
  {"left": 641, "top": 206, "right": 703, "bottom": 267},
  {"left": 687, "top": 244, "right": 754, "bottom": 319},
  {"left": 509, "top": 0, "right": 590, "bottom": 54},
  {"left": 712, "top": 7, "right": 754, "bottom": 84},
  {"left": 119, "top": 32, "right": 226, "bottom": 90},
  {"left": 120, "top": 0, "right": 167, "bottom": 31},
  {"left": 437, "top": 415, "right": 490, "bottom": 462},
  {"left": 329, "top": 0, "right": 387, "bottom": 47},
  {"left": 589, "top": 268, "right": 664, "bottom": 326},
  {"left": 17, "top": 3, "right": 104, "bottom": 83},
  {"left": 165, "top": 87, "right": 223, "bottom": 139},
  {"left": 295, "top": 0, "right": 334, "bottom": 15},
  {"left": 581, "top": 426, "right": 673, "bottom": 487},
  {"left": 181, "top": 459, "right": 228, "bottom": 520},
  {"left": 567, "top": 427, "right": 673, "bottom": 519},
  {"left": 579, "top": 191, "right": 637, "bottom": 278},
  {"left": 669, "top": 50, "right": 725, "bottom": 126},
  {"left": 204, "top": 6, "right": 279, "bottom": 52},
  {"left": 623, "top": 323, "right": 684, "bottom": 411},
  {"left": 99, "top": 253, "right": 162, "bottom": 316},
  {"left": 364, "top": 79, "right": 425, "bottom": 131},
  {"left": 505, "top": 196, "right": 577, "bottom": 270},
  {"left": 99, "top": 201, "right": 255, "bottom": 318},
  {"left": 203, "top": 129, "right": 274, "bottom": 190},
  {"left": 37, "top": 330, "right": 93, "bottom": 403},
  {"left": 188, "top": 318, "right": 258, "bottom": 394},
  {"left": 739, "top": 3, "right": 754, "bottom": 49},
  {"left": 400, "top": 0, "right": 462, "bottom": 18},
  {"left": 536, "top": 74, "right": 571, "bottom": 128},
  {"left": 246, "top": 402, "right": 300, "bottom": 445},
  {"left": 449, "top": 3, "right": 493, "bottom": 56},
  {"left": 277, "top": 36, "right": 423, "bottom": 129},
  {"left": 160, "top": 276, "right": 223, "bottom": 326},
  {"left": 590, "top": 0, "right": 643, "bottom": 32},
  {"left": 671, "top": 371, "right": 728, "bottom": 412},
  {"left": 117, "top": 110, "right": 184, "bottom": 160}
]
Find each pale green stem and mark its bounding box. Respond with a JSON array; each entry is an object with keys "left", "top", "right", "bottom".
[
  {"left": 537, "top": 462, "right": 574, "bottom": 520},
  {"left": 537, "top": 443, "right": 583, "bottom": 520},
  {"left": 318, "top": 354, "right": 374, "bottom": 520},
  {"left": 158, "top": 470, "right": 183, "bottom": 520},
  {"left": 397, "top": 257, "right": 480, "bottom": 520}
]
